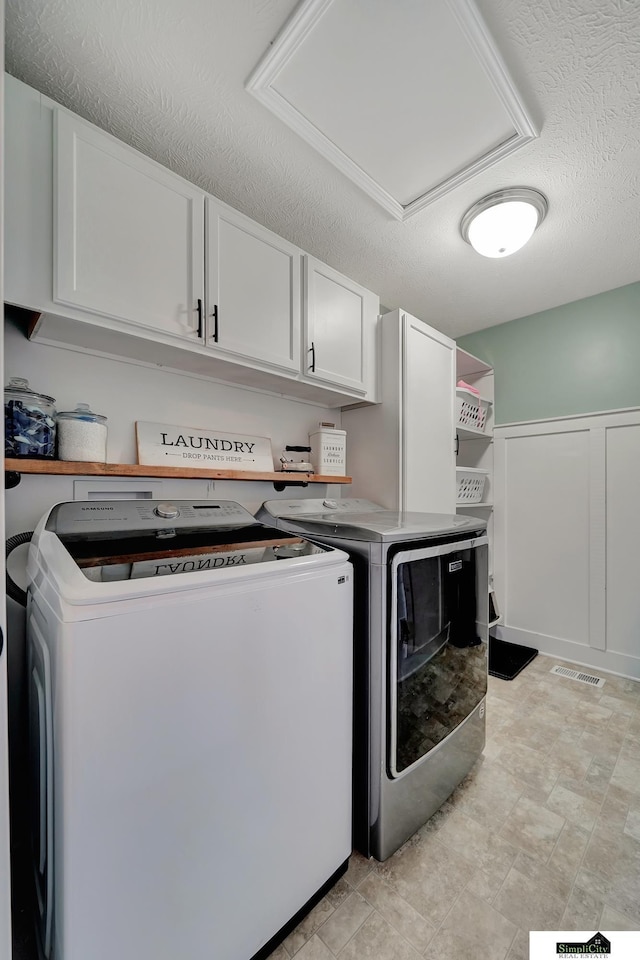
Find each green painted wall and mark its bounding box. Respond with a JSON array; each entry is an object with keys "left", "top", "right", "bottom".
[{"left": 457, "top": 281, "right": 640, "bottom": 424}]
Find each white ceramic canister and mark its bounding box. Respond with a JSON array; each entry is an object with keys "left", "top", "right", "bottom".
[
  {"left": 57, "top": 402, "right": 108, "bottom": 462},
  {"left": 308, "top": 423, "right": 346, "bottom": 475}
]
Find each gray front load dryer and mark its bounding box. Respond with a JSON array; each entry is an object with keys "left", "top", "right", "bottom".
[{"left": 257, "top": 498, "right": 489, "bottom": 861}]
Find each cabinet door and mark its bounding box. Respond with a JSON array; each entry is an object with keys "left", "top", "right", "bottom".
[
  {"left": 303, "top": 256, "right": 378, "bottom": 397},
  {"left": 205, "top": 200, "right": 300, "bottom": 373},
  {"left": 402, "top": 313, "right": 456, "bottom": 513},
  {"left": 54, "top": 110, "right": 205, "bottom": 340}
]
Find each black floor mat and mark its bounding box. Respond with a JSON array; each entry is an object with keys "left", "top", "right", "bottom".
[{"left": 488, "top": 636, "right": 538, "bottom": 680}]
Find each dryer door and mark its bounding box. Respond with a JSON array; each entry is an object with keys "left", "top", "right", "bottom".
[{"left": 389, "top": 537, "right": 488, "bottom": 778}]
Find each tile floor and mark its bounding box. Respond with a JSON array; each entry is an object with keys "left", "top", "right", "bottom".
[{"left": 267, "top": 654, "right": 640, "bottom": 960}]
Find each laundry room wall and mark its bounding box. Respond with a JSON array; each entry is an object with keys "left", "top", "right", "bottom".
[
  {"left": 456, "top": 280, "right": 640, "bottom": 425},
  {"left": 457, "top": 281, "right": 640, "bottom": 679}
]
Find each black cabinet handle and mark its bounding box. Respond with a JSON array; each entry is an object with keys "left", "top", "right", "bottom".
[
  {"left": 197, "top": 298, "right": 203, "bottom": 339},
  {"left": 309, "top": 341, "right": 316, "bottom": 372},
  {"left": 211, "top": 304, "right": 219, "bottom": 343}
]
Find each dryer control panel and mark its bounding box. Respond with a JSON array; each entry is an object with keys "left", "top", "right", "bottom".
[{"left": 261, "top": 498, "right": 380, "bottom": 518}]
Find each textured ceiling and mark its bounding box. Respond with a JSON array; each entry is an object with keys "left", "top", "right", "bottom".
[{"left": 5, "top": 0, "right": 640, "bottom": 337}]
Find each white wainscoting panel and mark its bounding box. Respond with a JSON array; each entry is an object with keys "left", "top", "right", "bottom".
[
  {"left": 503, "top": 431, "right": 590, "bottom": 644},
  {"left": 588, "top": 429, "right": 607, "bottom": 651},
  {"left": 494, "top": 408, "right": 640, "bottom": 679},
  {"left": 605, "top": 423, "right": 640, "bottom": 659}
]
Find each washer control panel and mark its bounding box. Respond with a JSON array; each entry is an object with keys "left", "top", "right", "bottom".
[
  {"left": 154, "top": 502, "right": 181, "bottom": 520},
  {"left": 47, "top": 500, "right": 258, "bottom": 537}
]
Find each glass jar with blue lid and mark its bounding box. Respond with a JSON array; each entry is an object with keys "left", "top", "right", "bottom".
[{"left": 5, "top": 377, "right": 57, "bottom": 458}]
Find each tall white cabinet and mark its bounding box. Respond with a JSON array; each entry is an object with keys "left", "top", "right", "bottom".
[{"left": 342, "top": 309, "right": 456, "bottom": 513}]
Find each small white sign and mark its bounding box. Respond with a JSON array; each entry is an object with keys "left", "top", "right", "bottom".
[{"left": 136, "top": 421, "right": 274, "bottom": 472}]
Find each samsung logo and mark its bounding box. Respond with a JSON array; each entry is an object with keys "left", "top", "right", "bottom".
[{"left": 80, "top": 506, "right": 114, "bottom": 511}]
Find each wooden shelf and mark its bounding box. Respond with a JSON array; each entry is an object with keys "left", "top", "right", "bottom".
[{"left": 5, "top": 458, "right": 351, "bottom": 485}]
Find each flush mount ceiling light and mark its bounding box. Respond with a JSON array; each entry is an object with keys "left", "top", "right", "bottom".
[{"left": 460, "top": 187, "right": 548, "bottom": 258}]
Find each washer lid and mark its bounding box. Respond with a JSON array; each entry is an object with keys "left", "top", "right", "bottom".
[
  {"left": 259, "top": 499, "right": 485, "bottom": 542},
  {"left": 45, "top": 499, "right": 332, "bottom": 582}
]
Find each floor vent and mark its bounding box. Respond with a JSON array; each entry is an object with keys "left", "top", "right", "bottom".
[{"left": 550, "top": 665, "right": 605, "bottom": 687}]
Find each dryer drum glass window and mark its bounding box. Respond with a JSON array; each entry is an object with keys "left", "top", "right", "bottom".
[{"left": 392, "top": 547, "right": 486, "bottom": 776}]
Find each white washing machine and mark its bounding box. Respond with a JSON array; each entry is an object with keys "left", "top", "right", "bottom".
[
  {"left": 257, "top": 498, "right": 488, "bottom": 861},
  {"left": 26, "top": 499, "right": 353, "bottom": 960}
]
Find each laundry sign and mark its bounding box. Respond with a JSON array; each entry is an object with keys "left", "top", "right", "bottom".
[
  {"left": 130, "top": 548, "right": 269, "bottom": 579},
  {"left": 136, "top": 421, "right": 274, "bottom": 471}
]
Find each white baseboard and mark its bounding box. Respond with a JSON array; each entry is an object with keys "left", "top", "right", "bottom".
[{"left": 494, "top": 624, "right": 640, "bottom": 682}]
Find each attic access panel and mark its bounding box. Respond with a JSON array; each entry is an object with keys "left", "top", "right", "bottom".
[{"left": 247, "top": 0, "right": 538, "bottom": 221}]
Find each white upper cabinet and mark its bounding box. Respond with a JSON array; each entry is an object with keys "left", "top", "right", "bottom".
[
  {"left": 54, "top": 110, "right": 205, "bottom": 341},
  {"left": 4, "top": 75, "right": 380, "bottom": 408},
  {"left": 205, "top": 200, "right": 300, "bottom": 373},
  {"left": 302, "top": 256, "right": 379, "bottom": 399}
]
